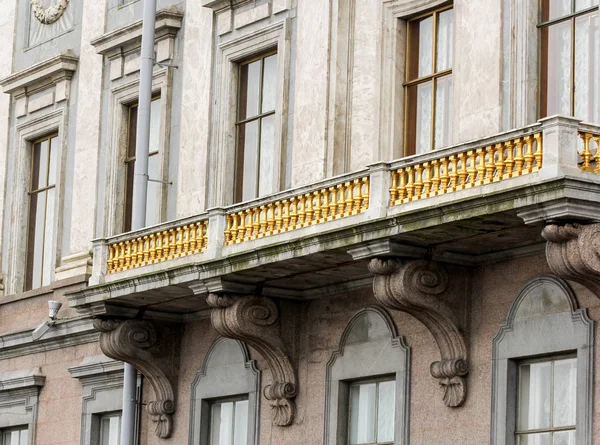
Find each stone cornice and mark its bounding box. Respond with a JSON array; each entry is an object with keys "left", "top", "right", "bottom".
[
  {"left": 0, "top": 318, "right": 98, "bottom": 360},
  {"left": 202, "top": 0, "right": 249, "bottom": 12},
  {"left": 91, "top": 9, "right": 184, "bottom": 55},
  {"left": 68, "top": 355, "right": 124, "bottom": 379},
  {"left": 0, "top": 53, "right": 78, "bottom": 95},
  {"left": 0, "top": 368, "right": 45, "bottom": 391}
]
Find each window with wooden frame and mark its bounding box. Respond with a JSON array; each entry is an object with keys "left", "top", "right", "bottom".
[
  {"left": 235, "top": 51, "right": 278, "bottom": 203},
  {"left": 516, "top": 356, "right": 577, "bottom": 445},
  {"left": 96, "top": 412, "right": 121, "bottom": 445},
  {"left": 540, "top": 0, "right": 599, "bottom": 122},
  {"left": 348, "top": 378, "right": 396, "bottom": 445},
  {"left": 405, "top": 6, "right": 454, "bottom": 156},
  {"left": 0, "top": 426, "right": 28, "bottom": 445},
  {"left": 26, "top": 133, "right": 58, "bottom": 291},
  {"left": 209, "top": 396, "right": 249, "bottom": 445},
  {"left": 123, "top": 95, "right": 162, "bottom": 232}
]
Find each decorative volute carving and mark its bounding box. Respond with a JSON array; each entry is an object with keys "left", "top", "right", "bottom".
[
  {"left": 543, "top": 223, "right": 600, "bottom": 295},
  {"left": 368, "top": 258, "right": 468, "bottom": 407},
  {"left": 31, "top": 0, "right": 70, "bottom": 24},
  {"left": 207, "top": 294, "right": 297, "bottom": 426},
  {"left": 93, "top": 319, "right": 179, "bottom": 438}
]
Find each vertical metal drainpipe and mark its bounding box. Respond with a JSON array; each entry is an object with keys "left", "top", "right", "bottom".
[{"left": 122, "top": 0, "right": 157, "bottom": 444}]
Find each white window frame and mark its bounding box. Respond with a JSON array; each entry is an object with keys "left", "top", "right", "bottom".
[
  {"left": 103, "top": 71, "right": 172, "bottom": 236},
  {"left": 491, "top": 275, "right": 594, "bottom": 445},
  {"left": 209, "top": 20, "right": 291, "bottom": 206},
  {"left": 189, "top": 337, "right": 260, "bottom": 445},
  {"left": 325, "top": 306, "right": 410, "bottom": 445}
]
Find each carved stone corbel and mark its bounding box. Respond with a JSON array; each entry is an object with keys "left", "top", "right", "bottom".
[
  {"left": 93, "top": 319, "right": 179, "bottom": 438},
  {"left": 207, "top": 294, "right": 297, "bottom": 426},
  {"left": 368, "top": 258, "right": 468, "bottom": 407},
  {"left": 542, "top": 223, "right": 600, "bottom": 295}
]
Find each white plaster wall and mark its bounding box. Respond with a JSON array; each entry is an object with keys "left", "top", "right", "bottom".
[
  {"left": 453, "top": 0, "right": 503, "bottom": 142},
  {"left": 0, "top": 0, "right": 16, "bottom": 284},
  {"left": 68, "top": 0, "right": 108, "bottom": 255},
  {"left": 290, "top": 0, "right": 330, "bottom": 186},
  {"left": 177, "top": 3, "right": 213, "bottom": 217}
]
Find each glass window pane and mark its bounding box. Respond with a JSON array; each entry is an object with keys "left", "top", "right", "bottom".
[
  {"left": 19, "top": 429, "right": 28, "bottom": 445},
  {"left": 238, "top": 120, "right": 260, "bottom": 201},
  {"left": 149, "top": 97, "right": 161, "bottom": 155},
  {"left": 211, "top": 402, "right": 234, "bottom": 445},
  {"left": 553, "top": 358, "right": 577, "bottom": 427},
  {"left": 38, "top": 139, "right": 49, "bottom": 189},
  {"left": 31, "top": 190, "right": 47, "bottom": 290},
  {"left": 576, "top": 0, "right": 598, "bottom": 12},
  {"left": 547, "top": 0, "right": 573, "bottom": 20},
  {"left": 127, "top": 105, "right": 138, "bottom": 159},
  {"left": 42, "top": 188, "right": 55, "bottom": 287},
  {"left": 261, "top": 54, "right": 278, "bottom": 113},
  {"left": 31, "top": 142, "right": 42, "bottom": 191},
  {"left": 233, "top": 400, "right": 248, "bottom": 445},
  {"left": 553, "top": 430, "right": 576, "bottom": 445},
  {"left": 415, "top": 81, "right": 433, "bottom": 154},
  {"left": 434, "top": 75, "right": 453, "bottom": 149},
  {"left": 436, "top": 9, "right": 454, "bottom": 71},
  {"left": 146, "top": 153, "right": 160, "bottom": 227},
  {"left": 377, "top": 381, "right": 396, "bottom": 442},
  {"left": 575, "top": 12, "right": 599, "bottom": 122},
  {"left": 418, "top": 16, "right": 433, "bottom": 77},
  {"left": 518, "top": 362, "right": 552, "bottom": 430},
  {"left": 545, "top": 21, "right": 572, "bottom": 116},
  {"left": 349, "top": 383, "right": 376, "bottom": 445},
  {"left": 239, "top": 61, "right": 261, "bottom": 121},
  {"left": 518, "top": 433, "right": 552, "bottom": 445},
  {"left": 258, "top": 115, "right": 276, "bottom": 197},
  {"left": 48, "top": 136, "right": 58, "bottom": 186}
]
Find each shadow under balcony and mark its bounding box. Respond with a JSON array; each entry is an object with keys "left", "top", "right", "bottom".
[{"left": 67, "top": 115, "right": 600, "bottom": 319}]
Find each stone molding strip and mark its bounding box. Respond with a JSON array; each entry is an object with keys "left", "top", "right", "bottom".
[
  {"left": 0, "top": 52, "right": 78, "bottom": 94},
  {"left": 0, "top": 368, "right": 45, "bottom": 391},
  {"left": 207, "top": 294, "right": 298, "bottom": 426},
  {"left": 68, "top": 355, "right": 124, "bottom": 379},
  {"left": 368, "top": 258, "right": 468, "bottom": 407}
]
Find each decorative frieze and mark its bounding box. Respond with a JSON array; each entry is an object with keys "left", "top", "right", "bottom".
[
  {"left": 93, "top": 319, "right": 180, "bottom": 438},
  {"left": 368, "top": 258, "right": 468, "bottom": 407},
  {"left": 31, "top": 0, "right": 70, "bottom": 25},
  {"left": 543, "top": 223, "right": 600, "bottom": 295},
  {"left": 207, "top": 294, "right": 297, "bottom": 426}
]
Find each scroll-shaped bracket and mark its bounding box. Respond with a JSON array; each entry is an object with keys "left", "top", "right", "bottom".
[
  {"left": 93, "top": 319, "right": 178, "bottom": 438},
  {"left": 543, "top": 223, "right": 600, "bottom": 295},
  {"left": 368, "top": 258, "right": 468, "bottom": 407},
  {"left": 206, "top": 294, "right": 297, "bottom": 426}
]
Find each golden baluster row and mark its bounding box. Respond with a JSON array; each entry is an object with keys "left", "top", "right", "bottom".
[
  {"left": 390, "top": 133, "right": 543, "bottom": 205},
  {"left": 578, "top": 132, "right": 600, "bottom": 173},
  {"left": 107, "top": 220, "right": 209, "bottom": 273},
  {"left": 224, "top": 177, "right": 370, "bottom": 245}
]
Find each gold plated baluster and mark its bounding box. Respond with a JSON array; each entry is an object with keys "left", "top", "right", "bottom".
[
  {"left": 252, "top": 208, "right": 260, "bottom": 239},
  {"left": 168, "top": 229, "right": 176, "bottom": 259},
  {"left": 182, "top": 226, "right": 190, "bottom": 256},
  {"left": 344, "top": 182, "right": 353, "bottom": 216},
  {"left": 396, "top": 169, "right": 407, "bottom": 203},
  {"left": 439, "top": 158, "right": 449, "bottom": 194},
  {"left": 175, "top": 227, "right": 183, "bottom": 257},
  {"left": 224, "top": 216, "right": 232, "bottom": 245},
  {"left": 304, "top": 193, "right": 314, "bottom": 225},
  {"left": 327, "top": 187, "right": 336, "bottom": 220},
  {"left": 124, "top": 240, "right": 132, "bottom": 270},
  {"left": 141, "top": 236, "right": 150, "bottom": 265},
  {"left": 579, "top": 132, "right": 593, "bottom": 171},
  {"left": 593, "top": 136, "right": 600, "bottom": 173},
  {"left": 523, "top": 135, "right": 534, "bottom": 173},
  {"left": 414, "top": 165, "right": 424, "bottom": 200},
  {"left": 422, "top": 162, "right": 432, "bottom": 198},
  {"left": 283, "top": 200, "right": 291, "bottom": 231},
  {"left": 107, "top": 245, "right": 115, "bottom": 273},
  {"left": 494, "top": 143, "right": 505, "bottom": 181},
  {"left": 334, "top": 184, "right": 344, "bottom": 216},
  {"left": 236, "top": 211, "right": 245, "bottom": 243},
  {"left": 361, "top": 177, "right": 369, "bottom": 209},
  {"left": 405, "top": 166, "right": 415, "bottom": 201},
  {"left": 449, "top": 155, "right": 459, "bottom": 191},
  {"left": 274, "top": 201, "right": 283, "bottom": 233},
  {"left": 297, "top": 196, "right": 305, "bottom": 227},
  {"left": 476, "top": 148, "right": 486, "bottom": 185},
  {"left": 229, "top": 214, "right": 238, "bottom": 245},
  {"left": 353, "top": 179, "right": 363, "bottom": 212},
  {"left": 266, "top": 203, "right": 275, "bottom": 235},
  {"left": 259, "top": 206, "right": 267, "bottom": 237},
  {"left": 467, "top": 150, "right": 477, "bottom": 188},
  {"left": 485, "top": 146, "right": 495, "bottom": 183},
  {"left": 116, "top": 243, "right": 124, "bottom": 271},
  {"left": 390, "top": 170, "right": 399, "bottom": 204},
  {"left": 190, "top": 223, "right": 198, "bottom": 253},
  {"left": 149, "top": 234, "right": 157, "bottom": 263},
  {"left": 503, "top": 140, "right": 514, "bottom": 179},
  {"left": 290, "top": 198, "right": 298, "bottom": 229},
  {"left": 431, "top": 160, "right": 441, "bottom": 196},
  {"left": 514, "top": 138, "right": 525, "bottom": 176},
  {"left": 533, "top": 132, "right": 543, "bottom": 171},
  {"left": 244, "top": 209, "right": 253, "bottom": 240}
]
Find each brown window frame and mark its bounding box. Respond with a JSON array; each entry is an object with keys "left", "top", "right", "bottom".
[
  {"left": 123, "top": 94, "right": 161, "bottom": 233},
  {"left": 26, "top": 133, "right": 58, "bottom": 291},
  {"left": 234, "top": 50, "right": 278, "bottom": 203},
  {"left": 539, "top": 1, "right": 599, "bottom": 119},
  {"left": 404, "top": 4, "right": 453, "bottom": 157}
]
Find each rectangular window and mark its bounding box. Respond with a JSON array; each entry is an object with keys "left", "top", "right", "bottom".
[
  {"left": 235, "top": 52, "right": 278, "bottom": 203},
  {"left": 348, "top": 379, "right": 396, "bottom": 445},
  {"left": 123, "top": 95, "right": 162, "bottom": 232},
  {"left": 405, "top": 6, "right": 454, "bottom": 156},
  {"left": 516, "top": 357, "right": 577, "bottom": 445},
  {"left": 98, "top": 412, "right": 121, "bottom": 445},
  {"left": 26, "top": 134, "right": 58, "bottom": 291},
  {"left": 210, "top": 397, "right": 249, "bottom": 445},
  {"left": 540, "top": 0, "right": 599, "bottom": 122},
  {"left": 0, "top": 426, "right": 28, "bottom": 445}
]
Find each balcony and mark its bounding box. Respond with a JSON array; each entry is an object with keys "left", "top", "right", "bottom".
[{"left": 68, "top": 116, "right": 600, "bottom": 316}]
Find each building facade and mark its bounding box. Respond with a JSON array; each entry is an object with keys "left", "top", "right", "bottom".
[{"left": 0, "top": 1, "right": 599, "bottom": 445}]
